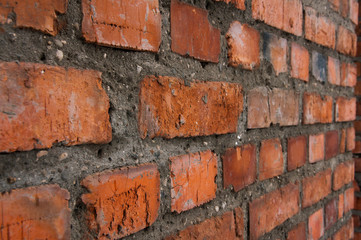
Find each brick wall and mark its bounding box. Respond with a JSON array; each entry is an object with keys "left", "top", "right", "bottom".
[{"left": 0, "top": 0, "right": 358, "bottom": 239}]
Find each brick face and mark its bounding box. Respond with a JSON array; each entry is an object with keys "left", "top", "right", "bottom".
[
  {"left": 302, "top": 169, "right": 331, "bottom": 207},
  {"left": 303, "top": 92, "right": 332, "bottom": 124},
  {"left": 312, "top": 51, "right": 327, "bottom": 83},
  {"left": 309, "top": 133, "right": 325, "bottom": 163},
  {"left": 287, "top": 136, "right": 307, "bottom": 171},
  {"left": 335, "top": 97, "right": 356, "bottom": 122},
  {"left": 262, "top": 33, "right": 287, "bottom": 76},
  {"left": 344, "top": 187, "right": 354, "bottom": 213},
  {"left": 333, "top": 161, "right": 354, "bottom": 190},
  {"left": 247, "top": 87, "right": 270, "bottom": 128},
  {"left": 325, "top": 131, "right": 339, "bottom": 160},
  {"left": 0, "top": 61, "right": 112, "bottom": 153},
  {"left": 138, "top": 76, "right": 243, "bottom": 139},
  {"left": 308, "top": 209, "right": 324, "bottom": 240},
  {"left": 328, "top": 57, "right": 341, "bottom": 85},
  {"left": 347, "top": 127, "right": 356, "bottom": 151},
  {"left": 291, "top": 43, "right": 309, "bottom": 82},
  {"left": 287, "top": 222, "right": 306, "bottom": 240},
  {"left": 336, "top": 26, "right": 357, "bottom": 56},
  {"left": 259, "top": 138, "right": 284, "bottom": 180},
  {"left": 341, "top": 62, "right": 357, "bottom": 87},
  {"left": 325, "top": 198, "right": 337, "bottom": 230}
]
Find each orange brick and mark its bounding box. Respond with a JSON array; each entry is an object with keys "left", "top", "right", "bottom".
[
  {"left": 288, "top": 136, "right": 307, "bottom": 171},
  {"left": 81, "top": 163, "right": 160, "bottom": 239},
  {"left": 165, "top": 211, "right": 238, "bottom": 240},
  {"left": 234, "top": 207, "right": 245, "bottom": 239},
  {"left": 355, "top": 158, "right": 361, "bottom": 172},
  {"left": 171, "top": 0, "right": 220, "bottom": 62},
  {"left": 302, "top": 169, "right": 331, "bottom": 207},
  {"left": 340, "top": 129, "right": 346, "bottom": 153},
  {"left": 326, "top": 131, "right": 339, "bottom": 160},
  {"left": 339, "top": 193, "right": 344, "bottom": 219},
  {"left": 82, "top": 0, "right": 161, "bottom": 52},
  {"left": 0, "top": 0, "right": 67, "bottom": 35},
  {"left": 303, "top": 92, "right": 332, "bottom": 124},
  {"left": 0, "top": 61, "right": 111, "bottom": 153},
  {"left": 347, "top": 127, "right": 356, "bottom": 151},
  {"left": 341, "top": 62, "right": 357, "bottom": 87},
  {"left": 259, "top": 138, "right": 284, "bottom": 180},
  {"left": 291, "top": 42, "right": 309, "bottom": 82},
  {"left": 252, "top": 0, "right": 303, "bottom": 36},
  {"left": 308, "top": 209, "right": 324, "bottom": 240},
  {"left": 309, "top": 133, "right": 325, "bottom": 163},
  {"left": 222, "top": 144, "right": 257, "bottom": 192},
  {"left": 214, "top": 0, "right": 245, "bottom": 10},
  {"left": 249, "top": 183, "right": 299, "bottom": 239},
  {"left": 170, "top": 150, "right": 217, "bottom": 213},
  {"left": 138, "top": 76, "right": 243, "bottom": 139},
  {"left": 336, "top": 26, "right": 357, "bottom": 56},
  {"left": 305, "top": 7, "right": 336, "bottom": 49},
  {"left": 0, "top": 184, "right": 70, "bottom": 239},
  {"left": 335, "top": 97, "right": 356, "bottom": 122},
  {"left": 325, "top": 198, "right": 338, "bottom": 230},
  {"left": 350, "top": 0, "right": 359, "bottom": 24},
  {"left": 328, "top": 57, "right": 341, "bottom": 85},
  {"left": 262, "top": 33, "right": 287, "bottom": 75},
  {"left": 340, "top": 0, "right": 350, "bottom": 17},
  {"left": 333, "top": 218, "right": 354, "bottom": 240},
  {"left": 287, "top": 222, "right": 306, "bottom": 240},
  {"left": 345, "top": 187, "right": 354, "bottom": 213},
  {"left": 269, "top": 89, "right": 299, "bottom": 126},
  {"left": 329, "top": 0, "right": 340, "bottom": 11},
  {"left": 226, "top": 21, "right": 260, "bottom": 70},
  {"left": 333, "top": 161, "right": 354, "bottom": 190},
  {"left": 247, "top": 87, "right": 271, "bottom": 128}
]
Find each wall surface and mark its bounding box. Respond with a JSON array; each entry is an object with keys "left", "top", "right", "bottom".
[{"left": 0, "top": 0, "right": 358, "bottom": 239}]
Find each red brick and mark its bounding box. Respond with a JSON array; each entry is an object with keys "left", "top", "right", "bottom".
[
  {"left": 0, "top": 184, "right": 70, "bottom": 239},
  {"left": 138, "top": 76, "right": 243, "bottom": 139},
  {"left": 339, "top": 193, "right": 344, "bottom": 219},
  {"left": 355, "top": 121, "right": 361, "bottom": 133},
  {"left": 214, "top": 0, "right": 245, "bottom": 10},
  {"left": 354, "top": 215, "right": 361, "bottom": 227},
  {"left": 165, "top": 211, "right": 238, "bottom": 240},
  {"left": 335, "top": 97, "right": 356, "bottom": 122},
  {"left": 341, "top": 62, "right": 357, "bottom": 87},
  {"left": 81, "top": 163, "right": 160, "bottom": 239},
  {"left": 325, "top": 198, "right": 338, "bottom": 230},
  {"left": 333, "top": 218, "right": 354, "bottom": 240},
  {"left": 252, "top": 0, "right": 303, "bottom": 36},
  {"left": 302, "top": 169, "right": 331, "bottom": 207},
  {"left": 325, "top": 131, "right": 339, "bottom": 160},
  {"left": 354, "top": 141, "right": 361, "bottom": 153},
  {"left": 226, "top": 21, "right": 260, "bottom": 70},
  {"left": 357, "top": 62, "right": 361, "bottom": 76},
  {"left": 249, "top": 182, "right": 299, "bottom": 240},
  {"left": 355, "top": 158, "right": 361, "bottom": 172},
  {"left": 356, "top": 82, "right": 361, "bottom": 96},
  {"left": 340, "top": 0, "right": 350, "bottom": 17},
  {"left": 0, "top": 61, "right": 111, "bottom": 153},
  {"left": 234, "top": 207, "right": 244, "bottom": 239},
  {"left": 259, "top": 138, "right": 284, "bottom": 180},
  {"left": 288, "top": 136, "right": 307, "bottom": 171},
  {"left": 333, "top": 161, "right": 354, "bottom": 190},
  {"left": 340, "top": 129, "right": 346, "bottom": 153},
  {"left": 0, "top": 0, "right": 67, "bottom": 35},
  {"left": 269, "top": 89, "right": 299, "bottom": 126},
  {"left": 357, "top": 101, "right": 361, "bottom": 115},
  {"left": 82, "top": 0, "right": 161, "bottom": 52},
  {"left": 291, "top": 43, "right": 309, "bottom": 82},
  {"left": 247, "top": 87, "right": 270, "bottom": 128},
  {"left": 345, "top": 187, "right": 354, "bottom": 213},
  {"left": 350, "top": 0, "right": 359, "bottom": 24},
  {"left": 309, "top": 133, "right": 325, "bottom": 163},
  {"left": 303, "top": 92, "right": 332, "bottom": 124},
  {"left": 336, "top": 26, "right": 357, "bottom": 56},
  {"left": 347, "top": 127, "right": 356, "bottom": 151},
  {"left": 308, "top": 209, "right": 324, "bottom": 240},
  {"left": 358, "top": 41, "right": 361, "bottom": 57},
  {"left": 170, "top": 150, "right": 217, "bottom": 213},
  {"left": 287, "top": 222, "right": 306, "bottom": 240},
  {"left": 262, "top": 33, "right": 287, "bottom": 75},
  {"left": 305, "top": 7, "right": 336, "bottom": 49},
  {"left": 328, "top": 57, "right": 341, "bottom": 85},
  {"left": 222, "top": 144, "right": 257, "bottom": 192},
  {"left": 171, "top": 0, "right": 220, "bottom": 62},
  {"left": 355, "top": 232, "right": 361, "bottom": 240}
]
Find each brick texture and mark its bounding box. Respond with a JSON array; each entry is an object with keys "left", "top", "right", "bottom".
[
  {"left": 347, "top": 127, "right": 356, "bottom": 151},
  {"left": 287, "top": 222, "right": 306, "bottom": 240},
  {"left": 328, "top": 57, "right": 341, "bottom": 85},
  {"left": 333, "top": 161, "right": 354, "bottom": 190},
  {"left": 335, "top": 97, "right": 356, "bottom": 122},
  {"left": 302, "top": 169, "right": 331, "bottom": 207},
  {"left": 288, "top": 136, "right": 307, "bottom": 171},
  {"left": 291, "top": 42, "right": 309, "bottom": 82},
  {"left": 325, "top": 131, "right": 339, "bottom": 160},
  {"left": 303, "top": 92, "right": 332, "bottom": 124},
  {"left": 308, "top": 209, "right": 324, "bottom": 240},
  {"left": 344, "top": 187, "right": 354, "bottom": 213},
  {"left": 262, "top": 32, "right": 287, "bottom": 75},
  {"left": 336, "top": 26, "right": 357, "bottom": 56},
  {"left": 259, "top": 138, "right": 284, "bottom": 180},
  {"left": 325, "top": 198, "right": 337, "bottom": 230},
  {"left": 309, "top": 133, "right": 325, "bottom": 163},
  {"left": 341, "top": 62, "right": 357, "bottom": 87},
  {"left": 312, "top": 51, "right": 327, "bottom": 82}
]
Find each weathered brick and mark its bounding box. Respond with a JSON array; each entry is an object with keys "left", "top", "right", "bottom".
[
  {"left": 247, "top": 87, "right": 270, "bottom": 128},
  {"left": 336, "top": 26, "right": 357, "bottom": 56},
  {"left": 345, "top": 187, "right": 355, "bottom": 213},
  {"left": 341, "top": 62, "right": 357, "bottom": 87},
  {"left": 305, "top": 7, "right": 336, "bottom": 49},
  {"left": 334, "top": 161, "right": 354, "bottom": 190},
  {"left": 222, "top": 144, "right": 257, "bottom": 192},
  {"left": 308, "top": 209, "right": 324, "bottom": 240},
  {"left": 303, "top": 92, "right": 332, "bottom": 124},
  {"left": 81, "top": 164, "right": 160, "bottom": 239},
  {"left": 0, "top": 0, "right": 67, "bottom": 35},
  {"left": 302, "top": 169, "right": 331, "bottom": 207},
  {"left": 259, "top": 138, "right": 284, "bottom": 180},
  {"left": 288, "top": 136, "right": 307, "bottom": 171},
  {"left": 234, "top": 207, "right": 244, "bottom": 239},
  {"left": 0, "top": 184, "right": 70, "bottom": 239},
  {"left": 0, "top": 61, "right": 111, "bottom": 153},
  {"left": 312, "top": 51, "right": 327, "bottom": 82},
  {"left": 347, "top": 127, "right": 356, "bottom": 151},
  {"left": 214, "top": 0, "right": 245, "bottom": 10},
  {"left": 82, "top": 0, "right": 161, "bottom": 52},
  {"left": 355, "top": 158, "right": 361, "bottom": 172},
  {"left": 325, "top": 198, "right": 338, "bottom": 230},
  {"left": 350, "top": 0, "right": 359, "bottom": 24},
  {"left": 340, "top": 129, "right": 346, "bottom": 153},
  {"left": 333, "top": 218, "right": 354, "bottom": 240},
  {"left": 329, "top": 0, "right": 340, "bottom": 12},
  {"left": 339, "top": 193, "right": 344, "bottom": 219},
  {"left": 249, "top": 183, "right": 299, "bottom": 240},
  {"left": 138, "top": 76, "right": 243, "bottom": 139},
  {"left": 325, "top": 130, "right": 339, "bottom": 160},
  {"left": 287, "top": 222, "right": 306, "bottom": 240},
  {"left": 291, "top": 42, "right": 309, "bottom": 82},
  {"left": 226, "top": 21, "right": 260, "bottom": 69},
  {"left": 309, "top": 133, "right": 325, "bottom": 163},
  {"left": 170, "top": 150, "right": 217, "bottom": 213},
  {"left": 262, "top": 33, "right": 287, "bottom": 75},
  {"left": 269, "top": 89, "right": 299, "bottom": 126},
  {"left": 340, "top": 0, "right": 350, "bottom": 17},
  {"left": 171, "top": 0, "right": 220, "bottom": 62},
  {"left": 165, "top": 211, "right": 237, "bottom": 240},
  {"left": 328, "top": 57, "right": 341, "bottom": 85},
  {"left": 335, "top": 97, "right": 356, "bottom": 122},
  {"left": 252, "top": 0, "right": 302, "bottom": 36}
]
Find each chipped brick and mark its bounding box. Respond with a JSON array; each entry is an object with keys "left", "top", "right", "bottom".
[{"left": 262, "top": 32, "right": 287, "bottom": 75}]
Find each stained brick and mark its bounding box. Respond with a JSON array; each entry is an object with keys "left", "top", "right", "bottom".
[
  {"left": 247, "top": 87, "right": 270, "bottom": 128},
  {"left": 335, "top": 97, "right": 356, "bottom": 122},
  {"left": 171, "top": 0, "right": 220, "bottom": 62},
  {"left": 344, "top": 187, "right": 355, "bottom": 213},
  {"left": 347, "top": 127, "right": 356, "bottom": 151},
  {"left": 333, "top": 161, "right": 354, "bottom": 190},
  {"left": 170, "top": 150, "right": 217, "bottom": 213},
  {"left": 262, "top": 33, "right": 287, "bottom": 75},
  {"left": 328, "top": 57, "right": 341, "bottom": 85},
  {"left": 302, "top": 169, "right": 331, "bottom": 207},
  {"left": 325, "top": 131, "right": 339, "bottom": 160},
  {"left": 350, "top": 0, "right": 359, "bottom": 24},
  {"left": 226, "top": 21, "right": 260, "bottom": 69},
  {"left": 214, "top": 0, "right": 245, "bottom": 10},
  {"left": 288, "top": 136, "right": 307, "bottom": 171},
  {"left": 291, "top": 42, "right": 309, "bottom": 82},
  {"left": 269, "top": 89, "right": 299, "bottom": 126},
  {"left": 222, "top": 144, "right": 257, "bottom": 192},
  {"left": 341, "top": 62, "right": 357, "bottom": 87},
  {"left": 308, "top": 209, "right": 324, "bottom": 240},
  {"left": 309, "top": 133, "right": 325, "bottom": 163},
  {"left": 305, "top": 7, "right": 336, "bottom": 49},
  {"left": 325, "top": 198, "right": 337, "bottom": 230},
  {"left": 336, "top": 26, "right": 357, "bottom": 56},
  {"left": 249, "top": 183, "right": 299, "bottom": 239},
  {"left": 312, "top": 51, "right": 327, "bottom": 82},
  {"left": 0, "top": 184, "right": 70, "bottom": 240},
  {"left": 287, "top": 222, "right": 306, "bottom": 240},
  {"left": 259, "top": 138, "right": 284, "bottom": 180},
  {"left": 82, "top": 0, "right": 161, "bottom": 52},
  {"left": 0, "top": 61, "right": 112, "bottom": 153},
  {"left": 138, "top": 76, "right": 243, "bottom": 139},
  {"left": 303, "top": 92, "right": 332, "bottom": 124}
]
